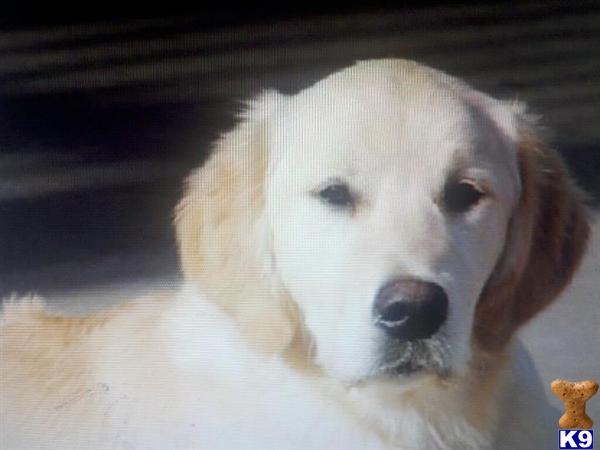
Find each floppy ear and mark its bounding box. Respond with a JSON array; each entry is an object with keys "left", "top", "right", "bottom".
[
  {"left": 174, "top": 91, "right": 296, "bottom": 354},
  {"left": 474, "top": 113, "right": 591, "bottom": 352}
]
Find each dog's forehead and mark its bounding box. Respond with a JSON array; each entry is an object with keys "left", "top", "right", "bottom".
[{"left": 274, "top": 61, "right": 516, "bottom": 187}]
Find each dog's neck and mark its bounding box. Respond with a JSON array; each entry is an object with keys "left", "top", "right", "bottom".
[{"left": 280, "top": 315, "right": 510, "bottom": 448}]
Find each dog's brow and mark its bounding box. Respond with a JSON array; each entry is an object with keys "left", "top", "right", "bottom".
[
  {"left": 311, "top": 176, "right": 347, "bottom": 193},
  {"left": 456, "top": 168, "right": 497, "bottom": 195}
]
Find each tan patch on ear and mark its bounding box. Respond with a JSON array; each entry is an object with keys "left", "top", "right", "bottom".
[
  {"left": 474, "top": 124, "right": 591, "bottom": 352},
  {"left": 174, "top": 92, "right": 296, "bottom": 355}
]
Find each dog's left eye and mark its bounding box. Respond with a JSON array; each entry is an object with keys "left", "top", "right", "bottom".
[
  {"left": 443, "top": 180, "right": 485, "bottom": 213},
  {"left": 318, "top": 183, "right": 355, "bottom": 208}
]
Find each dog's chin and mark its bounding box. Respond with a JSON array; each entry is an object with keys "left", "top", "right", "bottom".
[
  {"left": 336, "top": 337, "right": 453, "bottom": 392},
  {"left": 365, "top": 335, "right": 452, "bottom": 384},
  {"left": 343, "top": 363, "right": 449, "bottom": 392},
  {"left": 382, "top": 360, "right": 447, "bottom": 377},
  {"left": 324, "top": 334, "right": 453, "bottom": 389}
]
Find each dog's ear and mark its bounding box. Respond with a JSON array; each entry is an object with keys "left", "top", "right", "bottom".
[
  {"left": 174, "top": 91, "right": 296, "bottom": 354},
  {"left": 474, "top": 112, "right": 591, "bottom": 352}
]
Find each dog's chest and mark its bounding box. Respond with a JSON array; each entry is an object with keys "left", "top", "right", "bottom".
[
  {"left": 85, "top": 300, "right": 489, "bottom": 450},
  {"left": 93, "top": 367, "right": 435, "bottom": 450},
  {"left": 92, "top": 366, "right": 489, "bottom": 450},
  {"left": 92, "top": 357, "right": 382, "bottom": 449}
]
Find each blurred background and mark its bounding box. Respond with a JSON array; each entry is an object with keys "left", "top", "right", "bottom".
[{"left": 1, "top": 0, "right": 599, "bottom": 423}]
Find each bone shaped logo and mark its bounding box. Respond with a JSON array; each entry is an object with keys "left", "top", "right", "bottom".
[{"left": 551, "top": 379, "right": 598, "bottom": 429}]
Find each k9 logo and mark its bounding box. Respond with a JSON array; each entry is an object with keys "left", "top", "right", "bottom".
[{"left": 559, "top": 430, "right": 594, "bottom": 449}]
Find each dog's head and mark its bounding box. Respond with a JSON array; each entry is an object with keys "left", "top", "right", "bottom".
[{"left": 175, "top": 59, "right": 590, "bottom": 386}]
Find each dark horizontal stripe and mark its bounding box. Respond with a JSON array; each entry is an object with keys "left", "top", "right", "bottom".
[
  {"left": 2, "top": 2, "right": 599, "bottom": 53},
  {"left": 2, "top": 10, "right": 599, "bottom": 81},
  {"left": 0, "top": 6, "right": 597, "bottom": 146}
]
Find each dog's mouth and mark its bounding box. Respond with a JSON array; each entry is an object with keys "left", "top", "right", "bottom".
[{"left": 374, "top": 336, "right": 451, "bottom": 378}]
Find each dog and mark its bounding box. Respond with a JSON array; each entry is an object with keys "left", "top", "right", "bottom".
[{"left": 0, "top": 59, "right": 591, "bottom": 449}]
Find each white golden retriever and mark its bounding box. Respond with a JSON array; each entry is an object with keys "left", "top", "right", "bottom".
[{"left": 0, "top": 59, "right": 591, "bottom": 450}]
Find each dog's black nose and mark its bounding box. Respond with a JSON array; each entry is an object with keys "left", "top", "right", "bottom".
[{"left": 373, "top": 278, "right": 448, "bottom": 341}]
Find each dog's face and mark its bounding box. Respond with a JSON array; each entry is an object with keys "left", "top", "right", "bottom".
[
  {"left": 176, "top": 59, "right": 589, "bottom": 389},
  {"left": 266, "top": 62, "right": 520, "bottom": 383}
]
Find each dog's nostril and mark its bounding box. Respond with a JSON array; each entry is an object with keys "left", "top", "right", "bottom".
[
  {"left": 377, "top": 301, "right": 411, "bottom": 325},
  {"left": 373, "top": 279, "right": 448, "bottom": 341}
]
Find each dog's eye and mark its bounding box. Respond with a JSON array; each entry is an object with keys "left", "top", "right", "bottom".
[
  {"left": 318, "top": 183, "right": 354, "bottom": 208},
  {"left": 443, "top": 181, "right": 485, "bottom": 213}
]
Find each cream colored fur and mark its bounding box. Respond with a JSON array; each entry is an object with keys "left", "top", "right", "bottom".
[{"left": 0, "top": 59, "right": 590, "bottom": 450}]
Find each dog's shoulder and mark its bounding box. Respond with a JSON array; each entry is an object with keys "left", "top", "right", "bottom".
[
  {"left": 2, "top": 295, "right": 111, "bottom": 347},
  {"left": 1, "top": 296, "right": 98, "bottom": 382},
  {"left": 0, "top": 293, "right": 171, "bottom": 385},
  {"left": 0, "top": 293, "right": 177, "bottom": 449}
]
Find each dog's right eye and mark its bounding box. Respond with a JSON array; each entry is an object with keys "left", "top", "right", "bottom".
[{"left": 317, "top": 183, "right": 355, "bottom": 208}]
